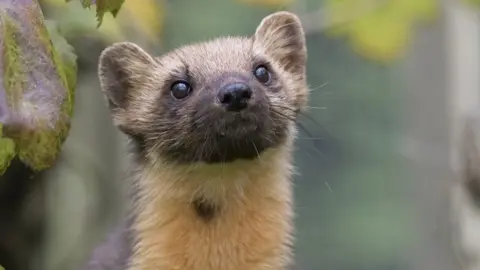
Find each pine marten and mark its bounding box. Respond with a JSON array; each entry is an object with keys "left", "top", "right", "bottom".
[{"left": 83, "top": 11, "right": 308, "bottom": 270}]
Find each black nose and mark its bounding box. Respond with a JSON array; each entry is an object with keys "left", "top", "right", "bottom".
[{"left": 217, "top": 82, "right": 252, "bottom": 111}]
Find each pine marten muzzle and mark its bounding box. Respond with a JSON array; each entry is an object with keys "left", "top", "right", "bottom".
[
  {"left": 158, "top": 66, "right": 290, "bottom": 163},
  {"left": 87, "top": 11, "right": 308, "bottom": 270}
]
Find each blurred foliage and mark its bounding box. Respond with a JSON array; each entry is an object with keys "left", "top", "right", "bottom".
[
  {"left": 292, "top": 31, "right": 412, "bottom": 269},
  {"left": 325, "top": 0, "right": 438, "bottom": 62},
  {"left": 67, "top": 0, "right": 126, "bottom": 26},
  {"left": 464, "top": 0, "right": 480, "bottom": 7},
  {"left": 43, "top": 0, "right": 446, "bottom": 63},
  {"left": 42, "top": 0, "right": 164, "bottom": 47},
  {"left": 162, "top": 0, "right": 276, "bottom": 48},
  {"left": 0, "top": 0, "right": 77, "bottom": 173},
  {"left": 238, "top": 0, "right": 294, "bottom": 8}
]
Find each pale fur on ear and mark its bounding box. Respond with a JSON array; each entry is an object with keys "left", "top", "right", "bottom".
[
  {"left": 98, "top": 42, "right": 156, "bottom": 111},
  {"left": 253, "top": 11, "right": 307, "bottom": 75}
]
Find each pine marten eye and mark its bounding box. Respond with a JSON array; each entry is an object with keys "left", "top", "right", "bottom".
[
  {"left": 253, "top": 65, "right": 271, "bottom": 84},
  {"left": 170, "top": 80, "right": 192, "bottom": 99}
]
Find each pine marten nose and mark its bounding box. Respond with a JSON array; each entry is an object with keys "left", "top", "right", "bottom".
[{"left": 217, "top": 82, "right": 252, "bottom": 111}]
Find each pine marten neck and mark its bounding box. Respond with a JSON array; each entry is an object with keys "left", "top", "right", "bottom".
[
  {"left": 130, "top": 143, "right": 295, "bottom": 270},
  {"left": 98, "top": 11, "right": 308, "bottom": 270}
]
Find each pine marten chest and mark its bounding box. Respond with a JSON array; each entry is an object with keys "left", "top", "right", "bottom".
[{"left": 128, "top": 164, "right": 294, "bottom": 270}]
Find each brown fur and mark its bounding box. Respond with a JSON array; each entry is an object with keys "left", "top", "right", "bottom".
[
  {"left": 130, "top": 143, "right": 295, "bottom": 270},
  {"left": 96, "top": 11, "right": 308, "bottom": 270}
]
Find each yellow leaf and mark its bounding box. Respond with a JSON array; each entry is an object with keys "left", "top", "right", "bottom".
[
  {"left": 350, "top": 13, "right": 410, "bottom": 62},
  {"left": 390, "top": 0, "right": 438, "bottom": 21},
  {"left": 117, "top": 0, "right": 164, "bottom": 42},
  {"left": 324, "top": 0, "right": 438, "bottom": 63}
]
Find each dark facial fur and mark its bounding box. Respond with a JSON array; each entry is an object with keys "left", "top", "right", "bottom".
[{"left": 98, "top": 12, "right": 308, "bottom": 164}]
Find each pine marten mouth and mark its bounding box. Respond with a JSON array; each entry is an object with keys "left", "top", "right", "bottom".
[
  {"left": 131, "top": 106, "right": 288, "bottom": 164},
  {"left": 204, "top": 135, "right": 272, "bottom": 163},
  {"left": 161, "top": 111, "right": 285, "bottom": 164}
]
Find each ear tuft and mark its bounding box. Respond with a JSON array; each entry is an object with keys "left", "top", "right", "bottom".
[
  {"left": 98, "top": 42, "right": 155, "bottom": 111},
  {"left": 253, "top": 11, "right": 306, "bottom": 75}
]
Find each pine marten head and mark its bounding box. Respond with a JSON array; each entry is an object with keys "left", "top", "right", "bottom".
[{"left": 98, "top": 12, "right": 307, "bottom": 164}]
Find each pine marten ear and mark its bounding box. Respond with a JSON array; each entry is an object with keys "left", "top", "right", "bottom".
[
  {"left": 98, "top": 42, "right": 156, "bottom": 111},
  {"left": 253, "top": 11, "right": 306, "bottom": 75}
]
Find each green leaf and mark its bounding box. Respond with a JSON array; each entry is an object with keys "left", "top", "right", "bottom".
[
  {"left": 0, "top": 0, "right": 78, "bottom": 172},
  {"left": 70, "top": 0, "right": 126, "bottom": 27},
  {"left": 45, "top": 20, "right": 78, "bottom": 117},
  {"left": 0, "top": 123, "right": 16, "bottom": 175}
]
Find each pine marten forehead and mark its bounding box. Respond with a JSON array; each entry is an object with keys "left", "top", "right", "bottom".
[{"left": 161, "top": 37, "right": 262, "bottom": 80}]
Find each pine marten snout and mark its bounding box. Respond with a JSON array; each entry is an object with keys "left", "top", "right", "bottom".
[{"left": 98, "top": 11, "right": 308, "bottom": 165}]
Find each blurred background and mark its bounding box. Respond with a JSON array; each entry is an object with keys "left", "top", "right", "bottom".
[{"left": 4, "top": 0, "right": 480, "bottom": 269}]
